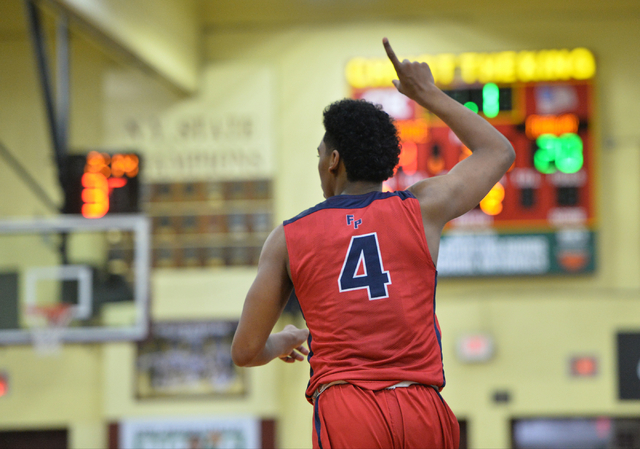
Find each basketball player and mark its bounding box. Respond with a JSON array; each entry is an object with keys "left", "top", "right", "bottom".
[{"left": 231, "top": 38, "right": 515, "bottom": 448}]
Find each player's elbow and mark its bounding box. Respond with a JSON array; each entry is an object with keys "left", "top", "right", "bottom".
[
  {"left": 231, "top": 343, "right": 250, "bottom": 367},
  {"left": 231, "top": 340, "right": 258, "bottom": 367},
  {"left": 506, "top": 141, "right": 516, "bottom": 163},
  {"left": 500, "top": 139, "right": 516, "bottom": 170}
]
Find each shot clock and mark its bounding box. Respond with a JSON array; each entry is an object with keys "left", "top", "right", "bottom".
[
  {"left": 347, "top": 47, "right": 597, "bottom": 276},
  {"left": 63, "top": 152, "right": 141, "bottom": 218}
]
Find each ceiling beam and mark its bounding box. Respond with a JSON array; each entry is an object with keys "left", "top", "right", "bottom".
[{"left": 51, "top": 0, "right": 199, "bottom": 94}]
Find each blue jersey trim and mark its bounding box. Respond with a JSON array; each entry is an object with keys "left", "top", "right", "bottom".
[
  {"left": 305, "top": 331, "right": 314, "bottom": 401},
  {"left": 314, "top": 397, "right": 324, "bottom": 449},
  {"left": 434, "top": 387, "right": 446, "bottom": 405},
  {"left": 432, "top": 271, "right": 446, "bottom": 389},
  {"left": 283, "top": 190, "right": 416, "bottom": 226}
]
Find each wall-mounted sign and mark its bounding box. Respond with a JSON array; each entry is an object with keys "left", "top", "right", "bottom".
[{"left": 346, "top": 48, "right": 596, "bottom": 89}]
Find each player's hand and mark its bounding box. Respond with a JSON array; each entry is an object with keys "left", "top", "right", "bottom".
[
  {"left": 274, "top": 324, "right": 309, "bottom": 363},
  {"left": 383, "top": 37, "right": 436, "bottom": 101}
]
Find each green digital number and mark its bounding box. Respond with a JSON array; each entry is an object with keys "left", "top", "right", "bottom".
[
  {"left": 533, "top": 133, "right": 584, "bottom": 174},
  {"left": 464, "top": 101, "right": 479, "bottom": 113},
  {"left": 482, "top": 83, "right": 500, "bottom": 118}
]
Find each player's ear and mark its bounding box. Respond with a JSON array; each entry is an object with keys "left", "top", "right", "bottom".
[{"left": 329, "top": 150, "right": 340, "bottom": 172}]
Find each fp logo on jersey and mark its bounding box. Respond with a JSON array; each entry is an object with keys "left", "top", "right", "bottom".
[{"left": 346, "top": 214, "right": 362, "bottom": 229}]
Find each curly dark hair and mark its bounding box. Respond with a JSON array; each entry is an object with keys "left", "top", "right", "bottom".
[{"left": 322, "top": 99, "right": 400, "bottom": 183}]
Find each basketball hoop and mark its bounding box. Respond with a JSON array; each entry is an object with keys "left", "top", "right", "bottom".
[{"left": 25, "top": 304, "right": 74, "bottom": 356}]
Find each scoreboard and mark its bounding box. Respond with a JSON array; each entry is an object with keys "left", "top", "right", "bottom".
[{"left": 347, "top": 48, "right": 597, "bottom": 276}]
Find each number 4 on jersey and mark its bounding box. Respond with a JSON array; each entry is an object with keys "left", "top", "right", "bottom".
[{"left": 339, "top": 233, "right": 391, "bottom": 300}]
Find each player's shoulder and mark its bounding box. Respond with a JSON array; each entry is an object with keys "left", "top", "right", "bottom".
[
  {"left": 265, "top": 223, "right": 286, "bottom": 244},
  {"left": 407, "top": 176, "right": 455, "bottom": 217},
  {"left": 261, "top": 223, "right": 288, "bottom": 261},
  {"left": 283, "top": 199, "right": 330, "bottom": 226}
]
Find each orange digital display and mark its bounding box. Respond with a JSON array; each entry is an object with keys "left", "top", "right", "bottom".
[
  {"left": 80, "top": 152, "right": 139, "bottom": 218},
  {"left": 525, "top": 113, "right": 579, "bottom": 139},
  {"left": 63, "top": 152, "right": 140, "bottom": 218}
]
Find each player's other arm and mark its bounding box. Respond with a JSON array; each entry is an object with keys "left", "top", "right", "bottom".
[
  {"left": 383, "top": 38, "right": 515, "bottom": 226},
  {"left": 231, "top": 224, "right": 309, "bottom": 367}
]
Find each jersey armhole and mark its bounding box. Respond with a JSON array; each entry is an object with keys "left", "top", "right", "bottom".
[
  {"left": 282, "top": 222, "right": 299, "bottom": 286},
  {"left": 409, "top": 198, "right": 437, "bottom": 271}
]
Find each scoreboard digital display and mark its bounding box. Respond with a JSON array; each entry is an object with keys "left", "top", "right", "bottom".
[
  {"left": 347, "top": 48, "right": 597, "bottom": 276},
  {"left": 63, "top": 152, "right": 141, "bottom": 218}
]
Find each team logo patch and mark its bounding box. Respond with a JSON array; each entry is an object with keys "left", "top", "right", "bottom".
[{"left": 346, "top": 214, "right": 362, "bottom": 229}]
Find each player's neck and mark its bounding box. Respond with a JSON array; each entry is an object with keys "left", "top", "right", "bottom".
[{"left": 336, "top": 181, "right": 382, "bottom": 196}]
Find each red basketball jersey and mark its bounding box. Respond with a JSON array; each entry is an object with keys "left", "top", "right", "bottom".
[{"left": 283, "top": 190, "right": 446, "bottom": 403}]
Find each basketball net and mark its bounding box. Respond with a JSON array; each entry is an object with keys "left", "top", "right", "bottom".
[{"left": 25, "top": 305, "right": 73, "bottom": 356}]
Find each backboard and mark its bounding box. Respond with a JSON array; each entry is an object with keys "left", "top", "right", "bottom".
[{"left": 0, "top": 214, "right": 150, "bottom": 344}]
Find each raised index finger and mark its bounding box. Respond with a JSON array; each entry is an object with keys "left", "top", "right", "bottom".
[{"left": 383, "top": 37, "right": 401, "bottom": 70}]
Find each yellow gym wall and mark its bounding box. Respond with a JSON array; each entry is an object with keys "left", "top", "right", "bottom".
[{"left": 0, "top": 2, "right": 639, "bottom": 449}]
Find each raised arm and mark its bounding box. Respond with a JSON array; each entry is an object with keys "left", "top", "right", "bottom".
[
  {"left": 231, "top": 224, "right": 309, "bottom": 367},
  {"left": 383, "top": 38, "right": 515, "bottom": 226}
]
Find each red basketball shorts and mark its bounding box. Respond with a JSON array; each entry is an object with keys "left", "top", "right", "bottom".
[{"left": 311, "top": 383, "right": 460, "bottom": 449}]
